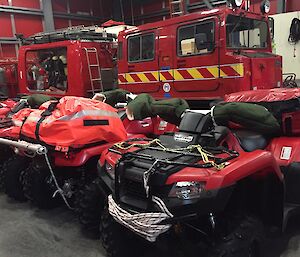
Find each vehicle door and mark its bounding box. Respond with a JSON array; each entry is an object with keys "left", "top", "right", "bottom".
[
  {"left": 173, "top": 17, "right": 220, "bottom": 93},
  {"left": 120, "top": 31, "right": 160, "bottom": 94}
]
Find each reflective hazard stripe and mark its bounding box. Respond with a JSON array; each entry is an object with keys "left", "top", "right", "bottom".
[
  {"left": 20, "top": 110, "right": 118, "bottom": 124},
  {"left": 58, "top": 110, "right": 119, "bottom": 121},
  {"left": 118, "top": 63, "right": 244, "bottom": 84}
]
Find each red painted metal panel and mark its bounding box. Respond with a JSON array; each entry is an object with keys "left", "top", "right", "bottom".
[
  {"left": 287, "top": 0, "right": 300, "bottom": 12},
  {"left": 0, "top": 44, "right": 16, "bottom": 58},
  {"left": 250, "top": 0, "right": 277, "bottom": 15},
  {"left": 0, "top": 13, "right": 13, "bottom": 37},
  {"left": 0, "top": 0, "right": 8, "bottom": 5},
  {"left": 54, "top": 18, "right": 69, "bottom": 29},
  {"left": 52, "top": 0, "right": 68, "bottom": 13},
  {"left": 14, "top": 14, "right": 43, "bottom": 37},
  {"left": 12, "top": 0, "right": 40, "bottom": 9}
]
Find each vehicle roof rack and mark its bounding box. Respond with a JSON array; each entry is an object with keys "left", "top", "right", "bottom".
[{"left": 16, "top": 25, "right": 117, "bottom": 45}]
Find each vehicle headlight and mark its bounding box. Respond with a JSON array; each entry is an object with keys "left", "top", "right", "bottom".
[
  {"left": 230, "top": 0, "right": 242, "bottom": 8},
  {"left": 169, "top": 181, "right": 206, "bottom": 200},
  {"left": 261, "top": 0, "right": 270, "bottom": 14},
  {"left": 105, "top": 162, "right": 115, "bottom": 179}
]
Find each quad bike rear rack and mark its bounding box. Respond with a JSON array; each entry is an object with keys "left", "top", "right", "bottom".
[{"left": 0, "top": 137, "right": 47, "bottom": 155}]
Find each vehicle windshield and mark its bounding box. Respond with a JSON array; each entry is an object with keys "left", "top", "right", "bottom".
[{"left": 226, "top": 15, "right": 269, "bottom": 49}]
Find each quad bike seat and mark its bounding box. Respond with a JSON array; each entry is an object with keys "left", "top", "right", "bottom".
[
  {"left": 179, "top": 110, "right": 213, "bottom": 134},
  {"left": 234, "top": 130, "right": 268, "bottom": 152}
]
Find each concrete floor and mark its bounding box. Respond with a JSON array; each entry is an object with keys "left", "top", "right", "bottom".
[{"left": 1, "top": 193, "right": 300, "bottom": 257}]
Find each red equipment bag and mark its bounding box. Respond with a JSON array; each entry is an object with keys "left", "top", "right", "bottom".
[
  {"left": 19, "top": 96, "right": 127, "bottom": 150},
  {"left": 225, "top": 88, "right": 300, "bottom": 136}
]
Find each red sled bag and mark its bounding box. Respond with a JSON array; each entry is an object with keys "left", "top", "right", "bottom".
[
  {"left": 20, "top": 96, "right": 127, "bottom": 150},
  {"left": 225, "top": 88, "right": 300, "bottom": 136}
]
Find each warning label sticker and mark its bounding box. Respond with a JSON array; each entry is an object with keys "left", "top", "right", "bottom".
[{"left": 280, "top": 147, "right": 292, "bottom": 160}]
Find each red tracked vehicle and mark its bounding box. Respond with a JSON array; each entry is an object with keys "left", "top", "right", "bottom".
[
  {"left": 17, "top": 25, "right": 119, "bottom": 99},
  {"left": 96, "top": 88, "right": 300, "bottom": 257},
  {"left": 117, "top": 0, "right": 282, "bottom": 106},
  {"left": 0, "top": 25, "right": 122, "bottom": 123}
]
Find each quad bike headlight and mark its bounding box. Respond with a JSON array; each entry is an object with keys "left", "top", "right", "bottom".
[
  {"left": 105, "top": 162, "right": 115, "bottom": 179},
  {"left": 169, "top": 181, "right": 206, "bottom": 200}
]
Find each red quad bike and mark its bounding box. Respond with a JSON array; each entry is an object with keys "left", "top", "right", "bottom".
[
  {"left": 0, "top": 96, "right": 177, "bottom": 215},
  {"left": 97, "top": 88, "right": 300, "bottom": 257}
]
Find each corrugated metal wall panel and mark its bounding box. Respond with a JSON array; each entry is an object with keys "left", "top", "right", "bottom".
[
  {"left": 0, "top": 13, "right": 13, "bottom": 37},
  {"left": 54, "top": 18, "right": 69, "bottom": 29},
  {"left": 12, "top": 0, "right": 40, "bottom": 9},
  {"left": 52, "top": 0, "right": 68, "bottom": 13},
  {"left": 0, "top": 0, "right": 299, "bottom": 59},
  {"left": 70, "top": 0, "right": 91, "bottom": 14},
  {"left": 71, "top": 19, "right": 94, "bottom": 26},
  {"left": 0, "top": 44, "right": 16, "bottom": 58},
  {"left": 14, "top": 14, "right": 43, "bottom": 37}
]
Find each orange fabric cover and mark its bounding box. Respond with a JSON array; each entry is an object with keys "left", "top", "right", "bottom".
[{"left": 18, "top": 96, "right": 127, "bottom": 149}]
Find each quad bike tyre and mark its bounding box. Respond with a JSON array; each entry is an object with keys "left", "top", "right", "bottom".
[
  {"left": 0, "top": 146, "right": 14, "bottom": 191},
  {"left": 76, "top": 178, "right": 105, "bottom": 235},
  {"left": 22, "top": 161, "right": 61, "bottom": 209},
  {"left": 2, "top": 155, "right": 30, "bottom": 201},
  {"left": 209, "top": 215, "right": 264, "bottom": 257},
  {"left": 100, "top": 206, "right": 145, "bottom": 257}
]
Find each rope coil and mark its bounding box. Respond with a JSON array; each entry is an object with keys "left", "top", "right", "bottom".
[{"left": 108, "top": 194, "right": 173, "bottom": 242}]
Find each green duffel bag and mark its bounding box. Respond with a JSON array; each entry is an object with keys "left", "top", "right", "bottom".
[
  {"left": 127, "top": 93, "right": 189, "bottom": 125},
  {"left": 24, "top": 94, "right": 56, "bottom": 108},
  {"left": 102, "top": 89, "right": 130, "bottom": 106},
  {"left": 213, "top": 102, "right": 281, "bottom": 135}
]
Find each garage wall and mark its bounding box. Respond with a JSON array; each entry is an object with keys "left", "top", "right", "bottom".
[
  {"left": 0, "top": 0, "right": 112, "bottom": 59},
  {"left": 1, "top": 0, "right": 300, "bottom": 59},
  {"left": 271, "top": 11, "right": 300, "bottom": 79}
]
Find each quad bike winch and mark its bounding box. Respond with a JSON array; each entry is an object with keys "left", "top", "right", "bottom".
[{"left": 96, "top": 88, "right": 300, "bottom": 257}]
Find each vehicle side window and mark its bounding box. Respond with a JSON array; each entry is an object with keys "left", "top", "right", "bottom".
[
  {"left": 128, "top": 33, "right": 155, "bottom": 62},
  {"left": 178, "top": 21, "right": 214, "bottom": 56}
]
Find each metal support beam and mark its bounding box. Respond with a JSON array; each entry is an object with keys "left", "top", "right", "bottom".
[
  {"left": 0, "top": 5, "right": 43, "bottom": 16},
  {"left": 0, "top": 37, "right": 20, "bottom": 44},
  {"left": 42, "top": 0, "right": 55, "bottom": 32}
]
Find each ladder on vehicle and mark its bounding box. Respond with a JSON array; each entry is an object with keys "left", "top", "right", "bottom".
[
  {"left": 84, "top": 47, "right": 103, "bottom": 94},
  {"left": 169, "top": 0, "right": 186, "bottom": 17}
]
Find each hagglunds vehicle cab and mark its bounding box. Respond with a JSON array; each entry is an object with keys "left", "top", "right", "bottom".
[{"left": 117, "top": 2, "right": 282, "bottom": 105}]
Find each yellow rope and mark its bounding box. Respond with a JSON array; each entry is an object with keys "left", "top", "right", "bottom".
[{"left": 114, "top": 139, "right": 228, "bottom": 170}]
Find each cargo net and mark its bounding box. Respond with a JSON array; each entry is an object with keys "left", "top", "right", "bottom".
[{"left": 108, "top": 138, "right": 239, "bottom": 242}]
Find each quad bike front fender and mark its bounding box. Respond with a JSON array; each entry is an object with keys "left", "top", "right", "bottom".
[{"left": 166, "top": 150, "right": 283, "bottom": 191}]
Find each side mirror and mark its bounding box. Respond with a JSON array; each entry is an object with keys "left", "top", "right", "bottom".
[{"left": 195, "top": 33, "right": 214, "bottom": 51}]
